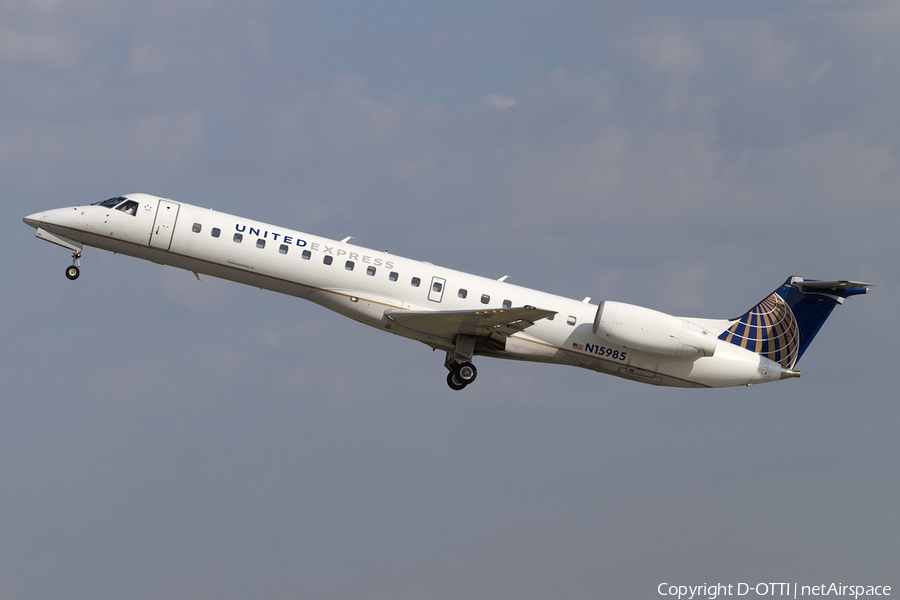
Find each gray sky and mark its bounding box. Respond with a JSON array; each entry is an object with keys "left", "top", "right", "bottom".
[{"left": 2, "top": 1, "right": 897, "bottom": 598}]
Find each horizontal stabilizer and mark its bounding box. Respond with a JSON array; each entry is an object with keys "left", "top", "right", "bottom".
[
  {"left": 795, "top": 279, "right": 871, "bottom": 297},
  {"left": 385, "top": 306, "right": 556, "bottom": 340}
]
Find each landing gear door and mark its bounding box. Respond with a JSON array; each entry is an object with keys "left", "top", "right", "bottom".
[
  {"left": 428, "top": 276, "right": 446, "bottom": 303},
  {"left": 149, "top": 200, "right": 180, "bottom": 250}
]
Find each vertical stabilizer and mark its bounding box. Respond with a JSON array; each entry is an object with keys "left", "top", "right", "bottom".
[{"left": 719, "top": 277, "right": 870, "bottom": 368}]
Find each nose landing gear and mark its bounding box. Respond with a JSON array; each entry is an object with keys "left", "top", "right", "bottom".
[{"left": 65, "top": 251, "right": 81, "bottom": 280}]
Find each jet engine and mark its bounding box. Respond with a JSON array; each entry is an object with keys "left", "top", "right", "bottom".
[{"left": 592, "top": 301, "right": 717, "bottom": 358}]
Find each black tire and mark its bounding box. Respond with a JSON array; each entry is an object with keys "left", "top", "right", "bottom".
[
  {"left": 447, "top": 371, "right": 467, "bottom": 391},
  {"left": 65, "top": 265, "right": 80, "bottom": 280},
  {"left": 456, "top": 362, "right": 477, "bottom": 384}
]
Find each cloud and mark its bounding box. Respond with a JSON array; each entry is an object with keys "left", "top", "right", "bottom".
[
  {"left": 0, "top": 27, "right": 81, "bottom": 66},
  {"left": 484, "top": 93, "right": 516, "bottom": 111},
  {"left": 839, "top": 0, "right": 900, "bottom": 40},
  {"left": 707, "top": 20, "right": 799, "bottom": 81},
  {"left": 269, "top": 74, "right": 405, "bottom": 155},
  {"left": 620, "top": 18, "right": 703, "bottom": 76}
]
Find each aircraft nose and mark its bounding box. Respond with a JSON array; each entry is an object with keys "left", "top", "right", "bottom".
[{"left": 23, "top": 211, "right": 45, "bottom": 229}]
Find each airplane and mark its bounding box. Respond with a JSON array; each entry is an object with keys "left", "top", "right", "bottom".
[{"left": 23, "top": 193, "right": 870, "bottom": 390}]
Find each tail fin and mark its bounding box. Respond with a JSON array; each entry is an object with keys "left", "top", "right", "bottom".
[{"left": 719, "top": 277, "right": 870, "bottom": 368}]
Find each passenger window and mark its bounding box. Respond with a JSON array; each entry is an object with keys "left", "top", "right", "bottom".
[
  {"left": 279, "top": 244, "right": 288, "bottom": 254},
  {"left": 211, "top": 228, "right": 221, "bottom": 238},
  {"left": 324, "top": 255, "right": 333, "bottom": 265},
  {"left": 481, "top": 294, "right": 490, "bottom": 304},
  {"left": 567, "top": 316, "right": 576, "bottom": 326},
  {"left": 411, "top": 277, "right": 421, "bottom": 287},
  {"left": 433, "top": 281, "right": 443, "bottom": 293},
  {"left": 345, "top": 260, "right": 354, "bottom": 271},
  {"left": 192, "top": 223, "right": 202, "bottom": 233},
  {"left": 233, "top": 233, "right": 243, "bottom": 243},
  {"left": 502, "top": 299, "right": 512, "bottom": 309},
  {"left": 302, "top": 249, "right": 311, "bottom": 260},
  {"left": 458, "top": 289, "right": 467, "bottom": 299},
  {"left": 116, "top": 200, "right": 139, "bottom": 216},
  {"left": 389, "top": 272, "right": 399, "bottom": 282},
  {"left": 366, "top": 266, "right": 376, "bottom": 276},
  {"left": 256, "top": 239, "right": 266, "bottom": 249}
]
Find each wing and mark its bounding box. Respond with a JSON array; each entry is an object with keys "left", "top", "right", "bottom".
[{"left": 384, "top": 306, "right": 556, "bottom": 340}]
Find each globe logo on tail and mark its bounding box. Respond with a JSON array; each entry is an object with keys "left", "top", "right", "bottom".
[{"left": 719, "top": 292, "right": 800, "bottom": 369}]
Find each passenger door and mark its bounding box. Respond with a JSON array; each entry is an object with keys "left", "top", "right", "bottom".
[{"left": 149, "top": 200, "right": 180, "bottom": 250}]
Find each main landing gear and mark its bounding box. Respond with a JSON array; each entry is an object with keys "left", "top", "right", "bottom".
[
  {"left": 446, "top": 361, "right": 478, "bottom": 391},
  {"left": 445, "top": 334, "right": 478, "bottom": 391},
  {"left": 65, "top": 251, "right": 81, "bottom": 280}
]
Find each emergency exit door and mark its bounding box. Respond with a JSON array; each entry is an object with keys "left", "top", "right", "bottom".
[
  {"left": 428, "top": 276, "right": 446, "bottom": 303},
  {"left": 149, "top": 200, "right": 180, "bottom": 250}
]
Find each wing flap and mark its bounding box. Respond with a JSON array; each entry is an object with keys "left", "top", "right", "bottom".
[{"left": 385, "top": 306, "right": 556, "bottom": 339}]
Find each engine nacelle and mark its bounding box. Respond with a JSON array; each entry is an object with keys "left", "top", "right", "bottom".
[{"left": 592, "top": 301, "right": 717, "bottom": 358}]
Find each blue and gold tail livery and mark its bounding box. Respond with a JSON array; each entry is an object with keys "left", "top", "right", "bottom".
[{"left": 719, "top": 277, "right": 870, "bottom": 368}]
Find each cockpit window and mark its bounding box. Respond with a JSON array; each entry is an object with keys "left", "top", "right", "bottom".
[
  {"left": 93, "top": 196, "right": 128, "bottom": 208},
  {"left": 116, "top": 200, "right": 139, "bottom": 216}
]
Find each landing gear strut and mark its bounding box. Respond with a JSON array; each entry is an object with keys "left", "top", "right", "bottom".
[{"left": 65, "top": 251, "right": 81, "bottom": 280}]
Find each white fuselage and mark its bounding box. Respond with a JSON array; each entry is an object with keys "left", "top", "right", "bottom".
[{"left": 25, "top": 193, "right": 790, "bottom": 388}]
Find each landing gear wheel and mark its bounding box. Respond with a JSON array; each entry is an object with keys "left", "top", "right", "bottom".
[
  {"left": 447, "top": 371, "right": 467, "bottom": 391},
  {"left": 455, "top": 362, "right": 477, "bottom": 384},
  {"left": 65, "top": 265, "right": 80, "bottom": 280},
  {"left": 446, "top": 362, "right": 477, "bottom": 391}
]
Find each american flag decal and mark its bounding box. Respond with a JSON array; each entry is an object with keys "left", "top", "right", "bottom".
[{"left": 572, "top": 343, "right": 584, "bottom": 350}]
